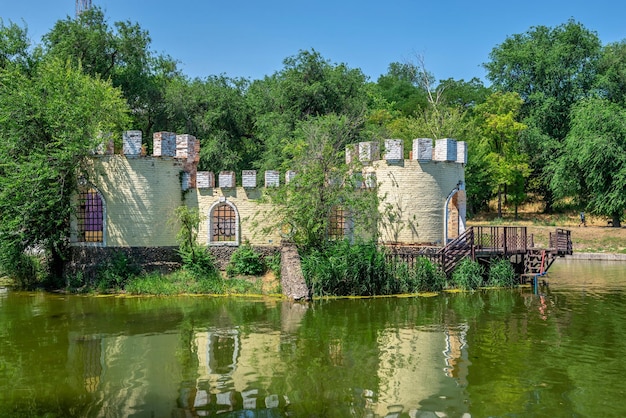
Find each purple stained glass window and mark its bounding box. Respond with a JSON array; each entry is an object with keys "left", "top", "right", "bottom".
[{"left": 78, "top": 188, "right": 103, "bottom": 242}]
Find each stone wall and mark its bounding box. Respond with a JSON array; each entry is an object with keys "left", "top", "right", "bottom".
[{"left": 66, "top": 245, "right": 280, "bottom": 281}]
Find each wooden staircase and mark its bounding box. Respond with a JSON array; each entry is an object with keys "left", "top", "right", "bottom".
[
  {"left": 437, "top": 227, "right": 474, "bottom": 276},
  {"left": 437, "top": 226, "right": 572, "bottom": 279}
]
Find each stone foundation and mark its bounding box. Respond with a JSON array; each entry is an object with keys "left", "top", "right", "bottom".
[{"left": 65, "top": 245, "right": 280, "bottom": 282}]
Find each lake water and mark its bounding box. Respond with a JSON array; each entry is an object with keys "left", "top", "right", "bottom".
[{"left": 1, "top": 259, "right": 626, "bottom": 417}]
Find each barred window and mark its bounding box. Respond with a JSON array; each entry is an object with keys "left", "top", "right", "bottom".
[
  {"left": 328, "top": 205, "right": 345, "bottom": 240},
  {"left": 211, "top": 203, "right": 237, "bottom": 242},
  {"left": 78, "top": 188, "right": 104, "bottom": 243}
]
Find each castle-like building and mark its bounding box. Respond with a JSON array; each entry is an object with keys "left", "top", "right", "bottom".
[{"left": 71, "top": 131, "right": 466, "bottom": 270}]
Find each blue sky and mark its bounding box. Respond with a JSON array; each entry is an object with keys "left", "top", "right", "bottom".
[{"left": 2, "top": 0, "right": 625, "bottom": 85}]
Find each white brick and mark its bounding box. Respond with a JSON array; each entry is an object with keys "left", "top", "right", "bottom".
[
  {"left": 153, "top": 132, "right": 176, "bottom": 157},
  {"left": 413, "top": 138, "right": 433, "bottom": 161},
  {"left": 456, "top": 141, "right": 468, "bottom": 165},
  {"left": 219, "top": 171, "right": 236, "bottom": 188},
  {"left": 434, "top": 138, "right": 457, "bottom": 162},
  {"left": 242, "top": 170, "right": 257, "bottom": 188},
  {"left": 346, "top": 143, "right": 359, "bottom": 164},
  {"left": 196, "top": 171, "right": 215, "bottom": 189},
  {"left": 265, "top": 170, "right": 280, "bottom": 187},
  {"left": 123, "top": 130, "right": 142, "bottom": 156},
  {"left": 359, "top": 141, "right": 379, "bottom": 162},
  {"left": 384, "top": 139, "right": 403, "bottom": 161}
]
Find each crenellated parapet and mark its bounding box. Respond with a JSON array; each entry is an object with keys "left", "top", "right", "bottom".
[
  {"left": 85, "top": 131, "right": 467, "bottom": 248},
  {"left": 346, "top": 138, "right": 467, "bottom": 165}
]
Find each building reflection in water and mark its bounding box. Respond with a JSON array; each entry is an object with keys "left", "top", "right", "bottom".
[{"left": 67, "top": 302, "right": 471, "bottom": 417}]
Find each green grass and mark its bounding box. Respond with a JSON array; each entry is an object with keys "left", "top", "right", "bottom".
[{"left": 123, "top": 270, "right": 264, "bottom": 296}]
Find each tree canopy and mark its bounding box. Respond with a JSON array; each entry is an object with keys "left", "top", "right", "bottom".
[{"left": 0, "top": 57, "right": 128, "bottom": 285}]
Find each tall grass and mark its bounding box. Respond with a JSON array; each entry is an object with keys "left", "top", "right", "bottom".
[
  {"left": 301, "top": 240, "right": 446, "bottom": 297},
  {"left": 451, "top": 258, "right": 484, "bottom": 290},
  {"left": 487, "top": 258, "right": 516, "bottom": 288},
  {"left": 124, "top": 270, "right": 262, "bottom": 296}
]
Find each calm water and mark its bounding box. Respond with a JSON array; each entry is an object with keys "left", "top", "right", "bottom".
[{"left": 1, "top": 259, "right": 626, "bottom": 417}]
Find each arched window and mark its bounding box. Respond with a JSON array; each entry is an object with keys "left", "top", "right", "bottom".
[
  {"left": 209, "top": 200, "right": 239, "bottom": 245},
  {"left": 77, "top": 187, "right": 105, "bottom": 243}
]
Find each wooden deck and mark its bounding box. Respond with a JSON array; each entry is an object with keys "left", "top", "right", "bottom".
[{"left": 386, "top": 226, "right": 573, "bottom": 280}]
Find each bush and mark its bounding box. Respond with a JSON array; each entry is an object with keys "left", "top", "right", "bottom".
[
  {"left": 414, "top": 257, "right": 447, "bottom": 292},
  {"left": 301, "top": 240, "right": 389, "bottom": 297},
  {"left": 226, "top": 244, "right": 266, "bottom": 277},
  {"left": 95, "top": 251, "right": 140, "bottom": 291},
  {"left": 180, "top": 247, "right": 217, "bottom": 278},
  {"left": 0, "top": 248, "right": 42, "bottom": 289},
  {"left": 451, "top": 258, "right": 484, "bottom": 290},
  {"left": 487, "top": 258, "right": 516, "bottom": 288}
]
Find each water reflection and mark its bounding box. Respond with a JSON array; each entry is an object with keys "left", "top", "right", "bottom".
[{"left": 2, "top": 260, "right": 626, "bottom": 417}]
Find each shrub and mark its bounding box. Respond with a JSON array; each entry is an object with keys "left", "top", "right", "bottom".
[
  {"left": 226, "top": 244, "right": 266, "bottom": 277},
  {"left": 413, "top": 256, "right": 447, "bottom": 292},
  {"left": 301, "top": 240, "right": 389, "bottom": 297},
  {"left": 0, "top": 249, "right": 42, "bottom": 289},
  {"left": 95, "top": 251, "right": 140, "bottom": 291},
  {"left": 174, "top": 206, "right": 218, "bottom": 278},
  {"left": 451, "top": 258, "right": 484, "bottom": 290},
  {"left": 487, "top": 258, "right": 516, "bottom": 288}
]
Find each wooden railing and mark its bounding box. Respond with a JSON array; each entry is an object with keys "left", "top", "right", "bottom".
[
  {"left": 550, "top": 228, "right": 573, "bottom": 255},
  {"left": 385, "top": 226, "right": 571, "bottom": 277},
  {"left": 438, "top": 227, "right": 475, "bottom": 275}
]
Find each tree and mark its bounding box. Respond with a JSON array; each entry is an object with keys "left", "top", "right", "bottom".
[
  {"left": 484, "top": 20, "right": 601, "bottom": 212},
  {"left": 247, "top": 49, "right": 369, "bottom": 171},
  {"left": 0, "top": 20, "right": 36, "bottom": 72},
  {"left": 163, "top": 75, "right": 256, "bottom": 174},
  {"left": 43, "top": 7, "right": 179, "bottom": 138},
  {"left": 595, "top": 41, "right": 626, "bottom": 106},
  {"left": 0, "top": 58, "right": 129, "bottom": 286},
  {"left": 263, "top": 114, "right": 377, "bottom": 251},
  {"left": 374, "top": 61, "right": 429, "bottom": 116},
  {"left": 473, "top": 92, "right": 530, "bottom": 218},
  {"left": 550, "top": 97, "right": 626, "bottom": 227}
]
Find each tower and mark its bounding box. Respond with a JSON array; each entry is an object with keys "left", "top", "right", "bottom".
[{"left": 76, "top": 0, "right": 92, "bottom": 16}]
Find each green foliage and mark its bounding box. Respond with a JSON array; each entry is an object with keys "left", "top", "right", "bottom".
[
  {"left": 0, "top": 57, "right": 129, "bottom": 283},
  {"left": 266, "top": 252, "right": 281, "bottom": 278},
  {"left": 247, "top": 49, "right": 369, "bottom": 172},
  {"left": 550, "top": 97, "right": 626, "bottom": 226},
  {"left": 413, "top": 256, "right": 448, "bottom": 292},
  {"left": 173, "top": 206, "right": 218, "bottom": 277},
  {"left": 301, "top": 241, "right": 446, "bottom": 297},
  {"left": 301, "top": 240, "right": 389, "bottom": 297},
  {"left": 164, "top": 75, "right": 256, "bottom": 174},
  {"left": 451, "top": 258, "right": 485, "bottom": 290},
  {"left": 43, "top": 7, "right": 179, "bottom": 136},
  {"left": 487, "top": 259, "right": 516, "bottom": 288},
  {"left": 485, "top": 19, "right": 602, "bottom": 212},
  {"left": 95, "top": 251, "right": 140, "bottom": 291},
  {"left": 0, "top": 249, "right": 42, "bottom": 289},
  {"left": 124, "top": 270, "right": 256, "bottom": 295},
  {"left": 226, "top": 244, "right": 266, "bottom": 277},
  {"left": 263, "top": 114, "right": 378, "bottom": 251}
]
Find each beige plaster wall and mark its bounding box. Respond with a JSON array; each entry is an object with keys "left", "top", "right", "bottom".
[
  {"left": 77, "top": 156, "right": 281, "bottom": 248},
  {"left": 373, "top": 159, "right": 465, "bottom": 245}
]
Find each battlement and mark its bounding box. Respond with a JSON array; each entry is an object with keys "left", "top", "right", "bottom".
[
  {"left": 346, "top": 138, "right": 467, "bottom": 165},
  {"left": 81, "top": 131, "right": 467, "bottom": 250}
]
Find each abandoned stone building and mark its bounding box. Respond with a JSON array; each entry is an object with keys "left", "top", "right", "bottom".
[{"left": 68, "top": 131, "right": 467, "bottom": 276}]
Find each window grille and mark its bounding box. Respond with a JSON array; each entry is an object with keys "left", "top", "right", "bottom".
[
  {"left": 212, "top": 204, "right": 236, "bottom": 242},
  {"left": 328, "top": 205, "right": 345, "bottom": 240},
  {"left": 78, "top": 188, "right": 104, "bottom": 243}
]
